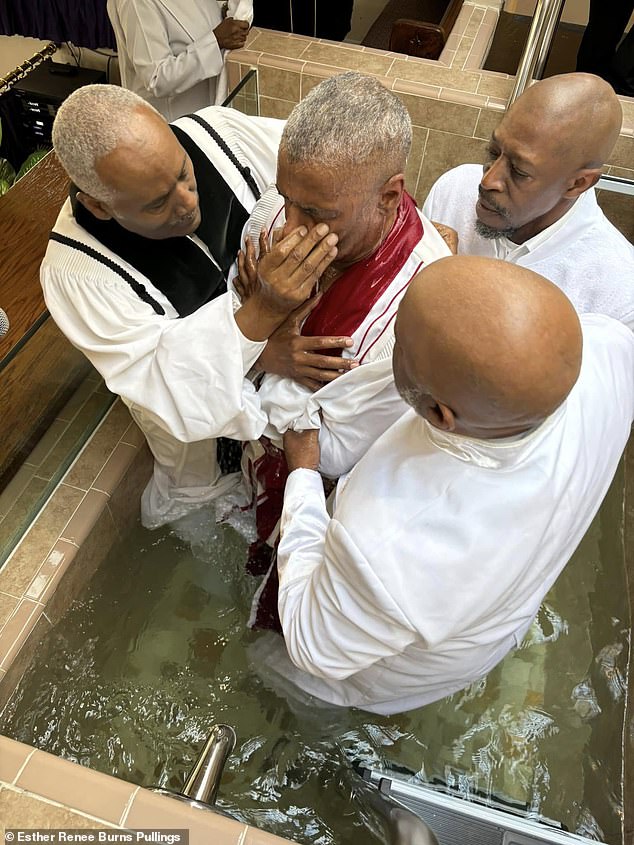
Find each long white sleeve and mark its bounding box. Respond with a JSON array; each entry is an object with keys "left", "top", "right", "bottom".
[
  {"left": 277, "top": 469, "right": 416, "bottom": 681},
  {"left": 227, "top": 0, "right": 253, "bottom": 23},
  {"left": 112, "top": 0, "right": 224, "bottom": 99},
  {"left": 41, "top": 256, "right": 268, "bottom": 443}
]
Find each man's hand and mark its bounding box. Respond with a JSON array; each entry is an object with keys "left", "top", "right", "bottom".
[
  {"left": 432, "top": 221, "right": 459, "bottom": 254},
  {"left": 284, "top": 429, "right": 320, "bottom": 473},
  {"left": 257, "top": 223, "right": 338, "bottom": 315},
  {"left": 234, "top": 231, "right": 268, "bottom": 303},
  {"left": 214, "top": 17, "right": 249, "bottom": 50},
  {"left": 257, "top": 295, "right": 358, "bottom": 391},
  {"left": 235, "top": 224, "right": 338, "bottom": 342}
]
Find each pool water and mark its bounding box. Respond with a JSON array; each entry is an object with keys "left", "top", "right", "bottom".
[{"left": 0, "top": 467, "right": 629, "bottom": 844}]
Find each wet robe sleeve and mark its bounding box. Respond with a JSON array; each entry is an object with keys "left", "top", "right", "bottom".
[{"left": 277, "top": 468, "right": 416, "bottom": 680}]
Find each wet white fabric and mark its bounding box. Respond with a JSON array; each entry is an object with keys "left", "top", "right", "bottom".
[
  {"left": 239, "top": 188, "right": 452, "bottom": 479},
  {"left": 423, "top": 164, "right": 634, "bottom": 329},
  {"left": 268, "top": 315, "right": 634, "bottom": 715},
  {"left": 107, "top": 0, "right": 254, "bottom": 120},
  {"left": 41, "top": 107, "right": 283, "bottom": 528}
]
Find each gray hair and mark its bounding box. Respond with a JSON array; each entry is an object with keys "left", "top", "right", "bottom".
[
  {"left": 52, "top": 84, "right": 161, "bottom": 204},
  {"left": 281, "top": 72, "right": 412, "bottom": 182}
]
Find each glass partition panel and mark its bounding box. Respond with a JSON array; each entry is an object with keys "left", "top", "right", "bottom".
[
  {"left": 222, "top": 67, "right": 259, "bottom": 116},
  {"left": 0, "top": 319, "right": 115, "bottom": 568}
]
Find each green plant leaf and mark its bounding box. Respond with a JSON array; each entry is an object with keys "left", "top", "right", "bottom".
[
  {"left": 0, "top": 158, "right": 16, "bottom": 186},
  {"left": 0, "top": 178, "right": 11, "bottom": 197},
  {"left": 16, "top": 147, "right": 49, "bottom": 181}
]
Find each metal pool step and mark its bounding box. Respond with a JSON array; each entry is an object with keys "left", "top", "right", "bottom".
[{"left": 359, "top": 766, "right": 599, "bottom": 845}]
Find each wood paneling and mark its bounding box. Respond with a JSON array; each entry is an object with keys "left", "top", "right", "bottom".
[
  {"left": 0, "top": 150, "right": 91, "bottom": 489},
  {"left": 0, "top": 151, "right": 69, "bottom": 363},
  {"left": 0, "top": 318, "right": 90, "bottom": 487}
]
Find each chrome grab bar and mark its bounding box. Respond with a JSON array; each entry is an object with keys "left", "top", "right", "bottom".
[
  {"left": 508, "top": 0, "right": 566, "bottom": 105},
  {"left": 149, "top": 724, "right": 236, "bottom": 810},
  {"left": 596, "top": 174, "right": 634, "bottom": 197},
  {"left": 181, "top": 724, "right": 236, "bottom": 805}
]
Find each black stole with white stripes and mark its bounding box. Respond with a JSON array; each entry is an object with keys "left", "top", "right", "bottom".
[{"left": 71, "top": 123, "right": 251, "bottom": 317}]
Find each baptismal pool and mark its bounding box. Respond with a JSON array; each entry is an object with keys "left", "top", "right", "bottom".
[{"left": 0, "top": 465, "right": 629, "bottom": 845}]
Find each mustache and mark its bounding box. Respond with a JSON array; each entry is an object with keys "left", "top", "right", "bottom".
[{"left": 478, "top": 186, "right": 509, "bottom": 218}]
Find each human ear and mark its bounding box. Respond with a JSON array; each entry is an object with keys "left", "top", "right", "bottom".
[
  {"left": 76, "top": 191, "right": 114, "bottom": 221},
  {"left": 378, "top": 173, "right": 405, "bottom": 214},
  {"left": 428, "top": 401, "right": 456, "bottom": 431},
  {"left": 563, "top": 168, "right": 601, "bottom": 200}
]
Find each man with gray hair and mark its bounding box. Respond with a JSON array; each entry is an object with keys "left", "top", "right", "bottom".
[
  {"left": 236, "top": 72, "right": 451, "bottom": 628},
  {"left": 41, "top": 84, "right": 350, "bottom": 528}
]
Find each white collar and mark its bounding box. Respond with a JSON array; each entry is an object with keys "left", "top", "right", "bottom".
[
  {"left": 492, "top": 190, "right": 589, "bottom": 262},
  {"left": 420, "top": 404, "right": 566, "bottom": 469}
]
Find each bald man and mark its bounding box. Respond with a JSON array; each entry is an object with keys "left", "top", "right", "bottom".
[
  {"left": 253, "top": 256, "right": 634, "bottom": 715},
  {"left": 423, "top": 73, "right": 634, "bottom": 329}
]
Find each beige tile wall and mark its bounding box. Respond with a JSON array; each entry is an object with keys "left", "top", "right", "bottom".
[
  {"left": 0, "top": 401, "right": 151, "bottom": 707},
  {"left": 227, "top": 25, "right": 633, "bottom": 240}
]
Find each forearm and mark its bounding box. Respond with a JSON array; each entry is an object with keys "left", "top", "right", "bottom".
[
  {"left": 278, "top": 469, "right": 404, "bottom": 680},
  {"left": 146, "top": 37, "right": 224, "bottom": 98},
  {"left": 44, "top": 276, "right": 267, "bottom": 442}
]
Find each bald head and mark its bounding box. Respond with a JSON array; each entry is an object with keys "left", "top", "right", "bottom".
[
  {"left": 393, "top": 256, "right": 583, "bottom": 438},
  {"left": 509, "top": 73, "right": 622, "bottom": 169},
  {"left": 477, "top": 73, "right": 622, "bottom": 243}
]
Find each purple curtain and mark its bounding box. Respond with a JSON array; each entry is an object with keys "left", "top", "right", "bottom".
[{"left": 0, "top": 0, "right": 115, "bottom": 50}]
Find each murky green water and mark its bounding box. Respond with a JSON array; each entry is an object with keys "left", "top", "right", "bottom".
[{"left": 0, "top": 467, "right": 629, "bottom": 844}]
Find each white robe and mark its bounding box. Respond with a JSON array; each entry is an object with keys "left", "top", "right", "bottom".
[
  {"left": 41, "top": 107, "right": 283, "bottom": 527},
  {"left": 260, "top": 314, "right": 634, "bottom": 715},
  {"left": 107, "top": 0, "right": 253, "bottom": 120},
  {"left": 423, "top": 163, "right": 634, "bottom": 330},
  {"left": 240, "top": 188, "right": 452, "bottom": 479}
]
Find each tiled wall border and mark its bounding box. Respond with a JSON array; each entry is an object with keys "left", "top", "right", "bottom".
[
  {"left": 0, "top": 736, "right": 293, "bottom": 843},
  {"left": 226, "top": 25, "right": 633, "bottom": 237},
  {"left": 0, "top": 400, "right": 295, "bottom": 844}
]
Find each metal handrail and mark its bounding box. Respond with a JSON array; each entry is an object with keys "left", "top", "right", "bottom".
[
  {"left": 508, "top": 0, "right": 566, "bottom": 105},
  {"left": 596, "top": 174, "right": 634, "bottom": 196},
  {"left": 148, "top": 724, "right": 236, "bottom": 810}
]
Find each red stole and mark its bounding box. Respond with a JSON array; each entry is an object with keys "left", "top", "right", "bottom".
[{"left": 301, "top": 191, "right": 423, "bottom": 345}]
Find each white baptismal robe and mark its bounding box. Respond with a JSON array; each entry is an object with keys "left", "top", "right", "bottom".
[
  {"left": 41, "top": 107, "right": 283, "bottom": 526},
  {"left": 423, "top": 163, "right": 634, "bottom": 329},
  {"left": 267, "top": 314, "right": 634, "bottom": 715},
  {"left": 108, "top": 0, "right": 254, "bottom": 120},
  {"left": 246, "top": 190, "right": 451, "bottom": 478}
]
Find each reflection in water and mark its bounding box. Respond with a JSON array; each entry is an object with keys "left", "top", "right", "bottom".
[{"left": 0, "top": 467, "right": 628, "bottom": 844}]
